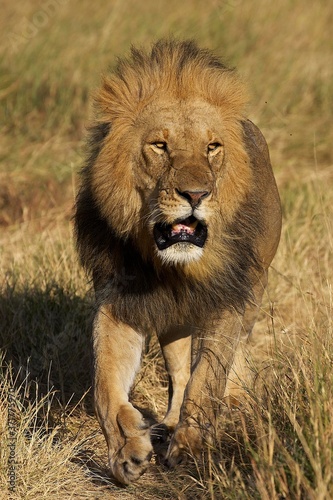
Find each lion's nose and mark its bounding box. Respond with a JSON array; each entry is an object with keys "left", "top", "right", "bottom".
[{"left": 176, "top": 189, "right": 210, "bottom": 208}]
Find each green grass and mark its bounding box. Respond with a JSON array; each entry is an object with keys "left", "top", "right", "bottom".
[{"left": 0, "top": 0, "right": 332, "bottom": 498}]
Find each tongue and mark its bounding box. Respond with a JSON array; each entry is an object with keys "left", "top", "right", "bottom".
[{"left": 171, "top": 219, "right": 198, "bottom": 236}]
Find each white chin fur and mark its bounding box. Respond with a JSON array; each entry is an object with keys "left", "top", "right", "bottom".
[{"left": 157, "top": 243, "right": 204, "bottom": 265}]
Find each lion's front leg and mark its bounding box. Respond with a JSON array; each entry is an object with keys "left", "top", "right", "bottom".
[
  {"left": 93, "top": 306, "right": 153, "bottom": 484},
  {"left": 166, "top": 311, "right": 243, "bottom": 466}
]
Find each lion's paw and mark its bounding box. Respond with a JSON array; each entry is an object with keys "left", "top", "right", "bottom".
[{"left": 110, "top": 436, "right": 153, "bottom": 485}]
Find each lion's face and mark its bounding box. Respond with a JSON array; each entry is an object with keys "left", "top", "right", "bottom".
[{"left": 136, "top": 99, "right": 225, "bottom": 265}]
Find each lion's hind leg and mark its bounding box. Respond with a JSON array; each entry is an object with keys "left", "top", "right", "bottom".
[
  {"left": 151, "top": 327, "right": 191, "bottom": 449},
  {"left": 93, "top": 306, "right": 153, "bottom": 484}
]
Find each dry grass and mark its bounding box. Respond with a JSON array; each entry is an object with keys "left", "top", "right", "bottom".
[{"left": 0, "top": 0, "right": 332, "bottom": 498}]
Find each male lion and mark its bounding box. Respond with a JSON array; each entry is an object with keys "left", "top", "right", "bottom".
[{"left": 74, "top": 39, "right": 281, "bottom": 484}]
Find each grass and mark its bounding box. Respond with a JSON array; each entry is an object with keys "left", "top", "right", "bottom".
[{"left": 0, "top": 0, "right": 332, "bottom": 498}]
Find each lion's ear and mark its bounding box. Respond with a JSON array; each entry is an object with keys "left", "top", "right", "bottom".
[{"left": 241, "top": 119, "right": 270, "bottom": 163}]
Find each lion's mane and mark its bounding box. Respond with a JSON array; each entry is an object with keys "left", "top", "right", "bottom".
[{"left": 75, "top": 40, "right": 265, "bottom": 334}]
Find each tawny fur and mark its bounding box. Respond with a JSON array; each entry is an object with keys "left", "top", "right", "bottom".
[{"left": 74, "top": 39, "right": 282, "bottom": 485}]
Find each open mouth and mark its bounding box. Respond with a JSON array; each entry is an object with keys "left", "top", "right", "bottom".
[{"left": 153, "top": 215, "right": 208, "bottom": 250}]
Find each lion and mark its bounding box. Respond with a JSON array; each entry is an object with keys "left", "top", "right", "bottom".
[{"left": 74, "top": 39, "right": 282, "bottom": 484}]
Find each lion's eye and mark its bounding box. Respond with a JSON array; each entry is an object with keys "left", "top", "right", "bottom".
[
  {"left": 150, "top": 142, "right": 167, "bottom": 154},
  {"left": 207, "top": 142, "right": 222, "bottom": 152},
  {"left": 153, "top": 142, "right": 167, "bottom": 150}
]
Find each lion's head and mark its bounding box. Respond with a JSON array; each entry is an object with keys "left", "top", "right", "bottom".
[{"left": 79, "top": 40, "right": 254, "bottom": 278}]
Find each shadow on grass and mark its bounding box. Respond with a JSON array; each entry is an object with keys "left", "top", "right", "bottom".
[{"left": 0, "top": 279, "right": 94, "bottom": 409}]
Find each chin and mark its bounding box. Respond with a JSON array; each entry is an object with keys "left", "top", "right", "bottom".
[{"left": 156, "top": 243, "right": 204, "bottom": 266}]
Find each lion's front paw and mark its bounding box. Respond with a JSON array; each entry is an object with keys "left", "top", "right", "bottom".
[
  {"left": 165, "top": 424, "right": 203, "bottom": 468},
  {"left": 107, "top": 403, "right": 153, "bottom": 484},
  {"left": 110, "top": 436, "right": 153, "bottom": 485}
]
